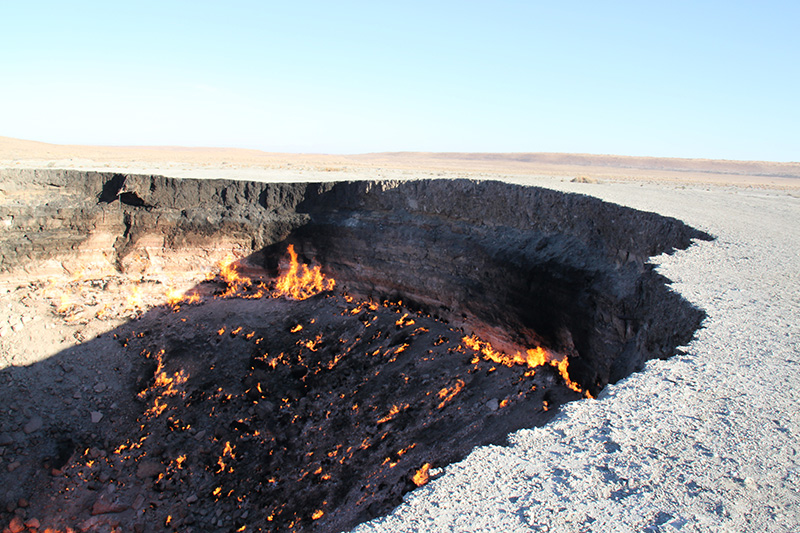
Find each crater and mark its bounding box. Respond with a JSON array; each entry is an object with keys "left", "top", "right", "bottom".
[{"left": 0, "top": 169, "right": 710, "bottom": 532}]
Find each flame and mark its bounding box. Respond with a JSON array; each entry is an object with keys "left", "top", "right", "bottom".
[
  {"left": 312, "top": 509, "right": 324, "bottom": 520},
  {"left": 412, "top": 463, "right": 431, "bottom": 486},
  {"left": 395, "top": 313, "right": 415, "bottom": 327},
  {"left": 273, "top": 245, "right": 335, "bottom": 300},
  {"left": 462, "top": 335, "right": 587, "bottom": 396},
  {"left": 222, "top": 441, "right": 235, "bottom": 458},
  {"left": 290, "top": 324, "right": 303, "bottom": 333},
  {"left": 377, "top": 403, "right": 408, "bottom": 424},
  {"left": 219, "top": 254, "right": 244, "bottom": 286},
  {"left": 299, "top": 334, "right": 322, "bottom": 352},
  {"left": 437, "top": 380, "right": 465, "bottom": 409},
  {"left": 165, "top": 287, "right": 184, "bottom": 306},
  {"left": 126, "top": 285, "right": 143, "bottom": 310}
]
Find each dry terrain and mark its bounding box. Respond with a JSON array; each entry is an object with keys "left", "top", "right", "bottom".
[
  {"left": 0, "top": 137, "right": 798, "bottom": 532},
  {"left": 2, "top": 136, "right": 798, "bottom": 188}
]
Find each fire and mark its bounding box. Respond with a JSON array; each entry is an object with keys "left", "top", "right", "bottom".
[
  {"left": 222, "top": 441, "right": 236, "bottom": 458},
  {"left": 273, "top": 245, "right": 335, "bottom": 300},
  {"left": 312, "top": 509, "right": 324, "bottom": 520},
  {"left": 126, "top": 284, "right": 143, "bottom": 310},
  {"left": 437, "top": 379, "right": 465, "bottom": 409},
  {"left": 462, "top": 335, "right": 587, "bottom": 396},
  {"left": 219, "top": 254, "right": 245, "bottom": 286},
  {"left": 165, "top": 287, "right": 184, "bottom": 306},
  {"left": 377, "top": 403, "right": 408, "bottom": 424},
  {"left": 207, "top": 245, "right": 335, "bottom": 302},
  {"left": 395, "top": 313, "right": 415, "bottom": 327},
  {"left": 412, "top": 463, "right": 431, "bottom": 486}
]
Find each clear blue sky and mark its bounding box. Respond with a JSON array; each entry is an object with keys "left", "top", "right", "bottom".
[{"left": 1, "top": 1, "right": 797, "bottom": 161}]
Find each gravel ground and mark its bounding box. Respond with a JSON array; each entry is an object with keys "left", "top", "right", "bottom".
[{"left": 350, "top": 179, "right": 800, "bottom": 532}]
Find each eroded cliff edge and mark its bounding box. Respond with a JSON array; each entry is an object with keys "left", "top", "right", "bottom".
[{"left": 0, "top": 169, "right": 710, "bottom": 395}]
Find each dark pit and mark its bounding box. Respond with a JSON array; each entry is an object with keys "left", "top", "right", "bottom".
[{"left": 0, "top": 170, "right": 711, "bottom": 532}]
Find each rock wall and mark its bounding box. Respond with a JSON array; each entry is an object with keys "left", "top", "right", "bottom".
[{"left": 0, "top": 169, "right": 710, "bottom": 395}]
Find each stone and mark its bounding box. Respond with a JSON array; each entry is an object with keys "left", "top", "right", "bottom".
[
  {"left": 91, "top": 497, "right": 128, "bottom": 515},
  {"left": 0, "top": 434, "right": 13, "bottom": 446},
  {"left": 131, "top": 493, "right": 145, "bottom": 510},
  {"left": 7, "top": 462, "right": 20, "bottom": 473},
  {"left": 7, "top": 516, "right": 24, "bottom": 533},
  {"left": 79, "top": 515, "right": 107, "bottom": 532},
  {"left": 90, "top": 411, "right": 103, "bottom": 423},
  {"left": 22, "top": 416, "right": 42, "bottom": 434},
  {"left": 23, "top": 518, "right": 39, "bottom": 529},
  {"left": 486, "top": 398, "right": 499, "bottom": 411},
  {"left": 135, "top": 459, "right": 163, "bottom": 479},
  {"left": 15, "top": 499, "right": 27, "bottom": 508}
]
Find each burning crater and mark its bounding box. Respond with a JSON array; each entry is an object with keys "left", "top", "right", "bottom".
[{"left": 0, "top": 170, "right": 710, "bottom": 532}]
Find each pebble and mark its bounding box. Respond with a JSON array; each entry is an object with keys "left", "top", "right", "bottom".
[
  {"left": 91, "top": 411, "right": 103, "bottom": 423},
  {"left": 7, "top": 515, "right": 24, "bottom": 533},
  {"left": 24, "top": 518, "right": 39, "bottom": 529},
  {"left": 132, "top": 493, "right": 145, "bottom": 510},
  {"left": 486, "top": 398, "right": 499, "bottom": 412},
  {"left": 94, "top": 382, "right": 107, "bottom": 393},
  {"left": 136, "top": 459, "right": 164, "bottom": 479},
  {"left": 0, "top": 433, "right": 14, "bottom": 446},
  {"left": 92, "top": 496, "right": 128, "bottom": 515},
  {"left": 7, "top": 461, "right": 21, "bottom": 472}
]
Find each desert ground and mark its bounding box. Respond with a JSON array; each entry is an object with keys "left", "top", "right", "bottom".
[{"left": 1, "top": 137, "right": 799, "bottom": 532}]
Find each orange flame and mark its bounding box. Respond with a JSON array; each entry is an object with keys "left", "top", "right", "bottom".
[
  {"left": 462, "top": 335, "right": 587, "bottom": 396},
  {"left": 273, "top": 245, "right": 335, "bottom": 300},
  {"left": 126, "top": 285, "right": 143, "bottom": 310},
  {"left": 436, "top": 379, "right": 465, "bottom": 409},
  {"left": 395, "top": 313, "right": 415, "bottom": 327},
  {"left": 165, "top": 287, "right": 184, "bottom": 307},
  {"left": 412, "top": 463, "right": 431, "bottom": 486},
  {"left": 377, "top": 403, "right": 408, "bottom": 424},
  {"left": 312, "top": 509, "right": 324, "bottom": 520}
]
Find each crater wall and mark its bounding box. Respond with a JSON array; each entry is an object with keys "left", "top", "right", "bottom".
[{"left": 0, "top": 168, "right": 710, "bottom": 395}]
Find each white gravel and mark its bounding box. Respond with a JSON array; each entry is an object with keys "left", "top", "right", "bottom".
[{"left": 350, "top": 180, "right": 800, "bottom": 532}]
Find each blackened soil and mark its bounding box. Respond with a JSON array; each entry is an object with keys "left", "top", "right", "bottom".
[{"left": 39, "top": 288, "right": 578, "bottom": 533}]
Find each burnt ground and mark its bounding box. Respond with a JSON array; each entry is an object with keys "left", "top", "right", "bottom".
[{"left": 1, "top": 279, "right": 579, "bottom": 533}]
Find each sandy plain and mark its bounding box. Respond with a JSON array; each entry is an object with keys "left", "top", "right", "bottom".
[{"left": 1, "top": 137, "right": 799, "bottom": 532}]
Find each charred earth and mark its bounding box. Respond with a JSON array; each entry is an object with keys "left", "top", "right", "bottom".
[{"left": 0, "top": 170, "right": 710, "bottom": 532}]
